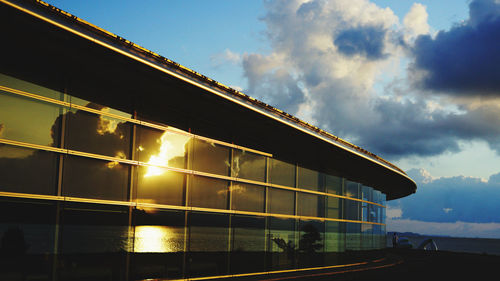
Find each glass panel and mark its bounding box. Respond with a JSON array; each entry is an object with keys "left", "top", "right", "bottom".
[
  {"left": 297, "top": 193, "right": 323, "bottom": 217},
  {"left": 65, "top": 108, "right": 131, "bottom": 159},
  {"left": 325, "top": 174, "right": 342, "bottom": 195},
  {"left": 0, "top": 72, "right": 62, "bottom": 100},
  {"left": 132, "top": 208, "right": 184, "bottom": 280},
  {"left": 345, "top": 223, "right": 361, "bottom": 251},
  {"left": 0, "top": 198, "right": 56, "bottom": 280},
  {"left": 68, "top": 95, "right": 132, "bottom": 119},
  {"left": 344, "top": 180, "right": 359, "bottom": 198},
  {"left": 269, "top": 158, "right": 295, "bottom": 187},
  {"left": 325, "top": 221, "right": 345, "bottom": 253},
  {"left": 135, "top": 126, "right": 191, "bottom": 169},
  {"left": 0, "top": 145, "right": 57, "bottom": 195},
  {"left": 267, "top": 188, "right": 294, "bottom": 215},
  {"left": 326, "top": 196, "right": 342, "bottom": 219},
  {"left": 298, "top": 219, "right": 324, "bottom": 268},
  {"left": 361, "top": 223, "right": 373, "bottom": 250},
  {"left": 325, "top": 221, "right": 345, "bottom": 266},
  {"left": 189, "top": 176, "right": 228, "bottom": 210},
  {"left": 187, "top": 212, "right": 229, "bottom": 277},
  {"left": 231, "top": 182, "right": 265, "bottom": 213},
  {"left": 58, "top": 202, "right": 130, "bottom": 281},
  {"left": 231, "top": 149, "right": 265, "bottom": 182},
  {"left": 62, "top": 155, "right": 129, "bottom": 201},
  {"left": 136, "top": 166, "right": 186, "bottom": 206},
  {"left": 230, "top": 215, "right": 266, "bottom": 273},
  {"left": 344, "top": 199, "right": 360, "bottom": 221},
  {"left": 267, "top": 217, "right": 296, "bottom": 270},
  {"left": 192, "top": 138, "right": 230, "bottom": 176},
  {"left": 297, "top": 166, "right": 320, "bottom": 191},
  {"left": 0, "top": 90, "right": 62, "bottom": 147}
]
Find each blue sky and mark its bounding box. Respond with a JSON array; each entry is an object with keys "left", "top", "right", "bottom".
[{"left": 44, "top": 0, "right": 500, "bottom": 238}]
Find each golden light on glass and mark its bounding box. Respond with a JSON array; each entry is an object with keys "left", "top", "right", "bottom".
[
  {"left": 134, "top": 225, "right": 181, "bottom": 253},
  {"left": 145, "top": 131, "right": 190, "bottom": 177}
]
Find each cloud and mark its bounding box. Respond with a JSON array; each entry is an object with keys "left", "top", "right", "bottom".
[
  {"left": 402, "top": 3, "right": 430, "bottom": 42},
  {"left": 234, "top": 0, "right": 500, "bottom": 160},
  {"left": 388, "top": 168, "right": 500, "bottom": 224},
  {"left": 210, "top": 49, "right": 242, "bottom": 69},
  {"left": 387, "top": 218, "right": 500, "bottom": 238},
  {"left": 410, "top": 0, "right": 500, "bottom": 96},
  {"left": 334, "top": 26, "right": 388, "bottom": 59}
]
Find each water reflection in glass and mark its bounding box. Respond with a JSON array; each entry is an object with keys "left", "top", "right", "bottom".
[
  {"left": 268, "top": 217, "right": 296, "bottom": 270},
  {"left": 0, "top": 198, "right": 56, "bottom": 280},
  {"left": 58, "top": 203, "right": 130, "bottom": 281},
  {"left": 132, "top": 208, "right": 184, "bottom": 280},
  {"left": 187, "top": 212, "right": 229, "bottom": 277},
  {"left": 231, "top": 215, "right": 266, "bottom": 273}
]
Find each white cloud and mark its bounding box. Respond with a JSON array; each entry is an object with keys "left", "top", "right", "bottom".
[
  {"left": 210, "top": 48, "right": 242, "bottom": 68},
  {"left": 403, "top": 3, "right": 430, "bottom": 42}
]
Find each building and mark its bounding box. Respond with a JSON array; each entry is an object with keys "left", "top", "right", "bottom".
[{"left": 0, "top": 0, "right": 416, "bottom": 280}]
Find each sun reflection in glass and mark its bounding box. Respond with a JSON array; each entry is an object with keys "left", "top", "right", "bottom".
[
  {"left": 134, "top": 225, "right": 182, "bottom": 253},
  {"left": 144, "top": 132, "right": 190, "bottom": 177}
]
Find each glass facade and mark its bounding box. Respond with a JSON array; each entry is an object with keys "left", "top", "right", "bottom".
[{"left": 0, "top": 73, "right": 388, "bottom": 280}]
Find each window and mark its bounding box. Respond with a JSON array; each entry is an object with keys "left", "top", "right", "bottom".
[
  {"left": 0, "top": 145, "right": 58, "bottom": 195},
  {"left": 324, "top": 174, "right": 342, "bottom": 195},
  {"left": 189, "top": 176, "right": 228, "bottom": 210},
  {"left": 231, "top": 182, "right": 265, "bottom": 213},
  {"left": 135, "top": 126, "right": 191, "bottom": 169},
  {"left": 62, "top": 155, "right": 129, "bottom": 201},
  {"left": 65, "top": 109, "right": 131, "bottom": 159},
  {"left": 267, "top": 188, "right": 295, "bottom": 215},
  {"left": 58, "top": 202, "right": 130, "bottom": 280},
  {"left": 268, "top": 217, "right": 296, "bottom": 270},
  {"left": 297, "top": 166, "right": 321, "bottom": 191},
  {"left": 0, "top": 90, "right": 62, "bottom": 147},
  {"left": 297, "top": 193, "right": 324, "bottom": 217},
  {"left": 192, "top": 138, "right": 230, "bottom": 176},
  {"left": 230, "top": 215, "right": 266, "bottom": 273},
  {"left": 131, "top": 208, "right": 184, "bottom": 280},
  {"left": 136, "top": 166, "right": 186, "bottom": 206},
  {"left": 269, "top": 159, "right": 295, "bottom": 187},
  {"left": 187, "top": 212, "right": 229, "bottom": 277},
  {"left": 231, "top": 149, "right": 265, "bottom": 182}
]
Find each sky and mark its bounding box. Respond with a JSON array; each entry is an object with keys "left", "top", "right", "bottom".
[{"left": 43, "top": 0, "right": 500, "bottom": 238}]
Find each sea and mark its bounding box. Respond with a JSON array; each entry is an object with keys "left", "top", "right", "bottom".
[{"left": 386, "top": 234, "right": 500, "bottom": 256}]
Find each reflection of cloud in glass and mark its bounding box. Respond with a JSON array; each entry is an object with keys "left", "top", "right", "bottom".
[
  {"left": 145, "top": 132, "right": 190, "bottom": 177},
  {"left": 134, "top": 225, "right": 182, "bottom": 253},
  {"left": 96, "top": 115, "right": 120, "bottom": 136}
]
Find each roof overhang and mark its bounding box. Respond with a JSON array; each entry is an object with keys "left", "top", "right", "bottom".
[{"left": 0, "top": 0, "right": 416, "bottom": 200}]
